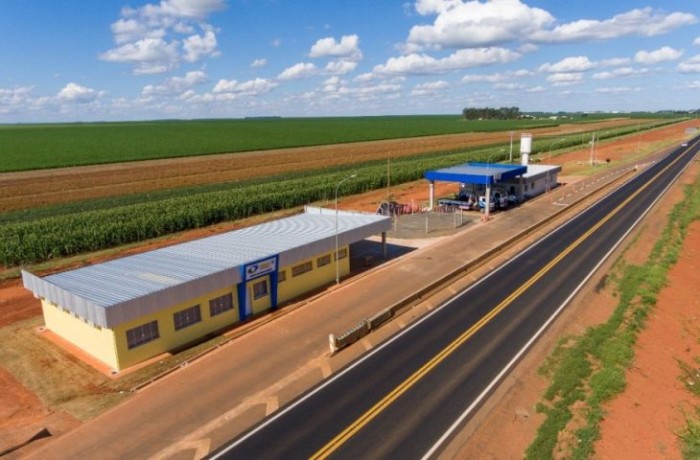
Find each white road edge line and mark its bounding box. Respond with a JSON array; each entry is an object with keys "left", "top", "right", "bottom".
[
  {"left": 420, "top": 148, "right": 694, "bottom": 460},
  {"left": 209, "top": 149, "right": 691, "bottom": 459}
]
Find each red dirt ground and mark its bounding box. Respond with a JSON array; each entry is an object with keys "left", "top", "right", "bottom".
[
  {"left": 594, "top": 179, "right": 700, "bottom": 458},
  {"left": 0, "top": 120, "right": 696, "bottom": 455}
]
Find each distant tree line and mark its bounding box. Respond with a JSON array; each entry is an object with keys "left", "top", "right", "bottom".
[{"left": 462, "top": 106, "right": 521, "bottom": 120}]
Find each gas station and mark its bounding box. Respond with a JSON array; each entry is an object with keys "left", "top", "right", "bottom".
[{"left": 423, "top": 133, "right": 562, "bottom": 220}]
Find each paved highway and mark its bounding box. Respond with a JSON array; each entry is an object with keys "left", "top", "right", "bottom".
[{"left": 210, "top": 139, "right": 698, "bottom": 460}]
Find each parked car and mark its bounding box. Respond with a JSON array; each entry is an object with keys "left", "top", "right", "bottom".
[
  {"left": 376, "top": 201, "right": 400, "bottom": 216},
  {"left": 478, "top": 195, "right": 496, "bottom": 212},
  {"left": 492, "top": 191, "right": 509, "bottom": 209}
]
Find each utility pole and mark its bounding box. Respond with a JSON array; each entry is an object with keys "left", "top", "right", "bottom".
[
  {"left": 386, "top": 158, "right": 391, "bottom": 197},
  {"left": 589, "top": 132, "right": 596, "bottom": 166},
  {"left": 509, "top": 131, "right": 514, "bottom": 163}
]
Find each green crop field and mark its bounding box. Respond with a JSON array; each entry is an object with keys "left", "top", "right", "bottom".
[
  {"left": 0, "top": 118, "right": 681, "bottom": 268},
  {"left": 0, "top": 115, "right": 600, "bottom": 173}
]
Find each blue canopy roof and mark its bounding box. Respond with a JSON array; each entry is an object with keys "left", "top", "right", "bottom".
[{"left": 424, "top": 162, "right": 527, "bottom": 186}]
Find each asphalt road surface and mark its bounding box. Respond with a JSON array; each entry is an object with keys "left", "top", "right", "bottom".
[{"left": 210, "top": 139, "right": 698, "bottom": 460}]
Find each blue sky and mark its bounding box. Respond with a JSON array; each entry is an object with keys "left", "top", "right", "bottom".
[{"left": 1, "top": 0, "right": 699, "bottom": 122}]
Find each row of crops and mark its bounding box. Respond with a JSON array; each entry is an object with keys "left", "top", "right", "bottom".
[
  {"left": 0, "top": 114, "right": 673, "bottom": 173},
  {"left": 1, "top": 116, "right": 560, "bottom": 173},
  {"left": 0, "top": 119, "right": 683, "bottom": 267}
]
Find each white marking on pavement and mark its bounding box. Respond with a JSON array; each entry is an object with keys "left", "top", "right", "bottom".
[{"left": 151, "top": 353, "right": 326, "bottom": 459}]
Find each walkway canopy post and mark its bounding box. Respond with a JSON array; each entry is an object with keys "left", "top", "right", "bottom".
[
  {"left": 484, "top": 183, "right": 491, "bottom": 221},
  {"left": 428, "top": 180, "right": 435, "bottom": 211}
]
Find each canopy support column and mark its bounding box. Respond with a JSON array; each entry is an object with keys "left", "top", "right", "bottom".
[
  {"left": 484, "top": 183, "right": 492, "bottom": 221},
  {"left": 428, "top": 180, "right": 435, "bottom": 211}
]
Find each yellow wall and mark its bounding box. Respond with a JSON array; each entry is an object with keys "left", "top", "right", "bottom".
[
  {"left": 42, "top": 246, "right": 351, "bottom": 371},
  {"left": 41, "top": 301, "right": 119, "bottom": 369},
  {"left": 112, "top": 285, "right": 239, "bottom": 369},
  {"left": 277, "top": 247, "right": 347, "bottom": 303}
]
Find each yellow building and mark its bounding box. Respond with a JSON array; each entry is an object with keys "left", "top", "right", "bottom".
[{"left": 22, "top": 207, "right": 390, "bottom": 371}]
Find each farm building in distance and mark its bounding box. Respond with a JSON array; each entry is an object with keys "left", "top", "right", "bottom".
[{"left": 22, "top": 207, "right": 391, "bottom": 371}]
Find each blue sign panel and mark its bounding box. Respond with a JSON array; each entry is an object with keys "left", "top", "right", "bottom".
[{"left": 243, "top": 256, "right": 278, "bottom": 281}]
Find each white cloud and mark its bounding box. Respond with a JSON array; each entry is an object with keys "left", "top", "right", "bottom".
[
  {"left": 139, "top": 0, "right": 226, "bottom": 21},
  {"left": 102, "top": 0, "right": 225, "bottom": 74},
  {"left": 634, "top": 46, "right": 683, "bottom": 64},
  {"left": 0, "top": 86, "right": 35, "bottom": 114},
  {"left": 57, "top": 83, "right": 104, "bottom": 103},
  {"left": 681, "top": 80, "right": 700, "bottom": 89},
  {"left": 539, "top": 56, "right": 595, "bottom": 73},
  {"left": 212, "top": 78, "right": 278, "bottom": 96},
  {"left": 341, "top": 83, "right": 402, "bottom": 100},
  {"left": 594, "top": 86, "right": 641, "bottom": 94},
  {"left": 322, "top": 76, "right": 343, "bottom": 93},
  {"left": 598, "top": 57, "right": 632, "bottom": 67},
  {"left": 277, "top": 63, "right": 317, "bottom": 80},
  {"left": 592, "top": 67, "right": 649, "bottom": 80},
  {"left": 271, "top": 38, "right": 282, "bottom": 48},
  {"left": 251, "top": 58, "right": 267, "bottom": 68},
  {"left": 409, "top": 0, "right": 555, "bottom": 49},
  {"left": 325, "top": 60, "right": 358, "bottom": 75},
  {"left": 535, "top": 8, "right": 697, "bottom": 43},
  {"left": 462, "top": 69, "right": 532, "bottom": 83},
  {"left": 142, "top": 70, "right": 207, "bottom": 96},
  {"left": 462, "top": 73, "right": 508, "bottom": 83},
  {"left": 526, "top": 86, "right": 545, "bottom": 93},
  {"left": 678, "top": 55, "right": 700, "bottom": 73},
  {"left": 518, "top": 43, "right": 539, "bottom": 54},
  {"left": 309, "top": 35, "right": 362, "bottom": 61},
  {"left": 546, "top": 73, "right": 584, "bottom": 85},
  {"left": 354, "top": 73, "right": 376, "bottom": 83},
  {"left": 374, "top": 47, "right": 520, "bottom": 75},
  {"left": 493, "top": 82, "right": 526, "bottom": 90},
  {"left": 100, "top": 37, "right": 180, "bottom": 74},
  {"left": 408, "top": 2, "right": 696, "bottom": 49},
  {"left": 695, "top": 37, "right": 700, "bottom": 46},
  {"left": 111, "top": 18, "right": 164, "bottom": 44},
  {"left": 182, "top": 27, "right": 219, "bottom": 62},
  {"left": 411, "top": 80, "right": 449, "bottom": 96}
]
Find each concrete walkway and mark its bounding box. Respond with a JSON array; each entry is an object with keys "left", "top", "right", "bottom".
[{"left": 22, "top": 164, "right": 638, "bottom": 460}]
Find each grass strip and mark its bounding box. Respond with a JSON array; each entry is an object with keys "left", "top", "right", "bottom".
[{"left": 526, "top": 172, "right": 700, "bottom": 460}]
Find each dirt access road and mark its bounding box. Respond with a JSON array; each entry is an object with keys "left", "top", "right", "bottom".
[{"left": 0, "top": 119, "right": 697, "bottom": 458}]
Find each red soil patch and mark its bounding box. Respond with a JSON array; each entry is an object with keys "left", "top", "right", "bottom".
[
  {"left": 0, "top": 366, "right": 80, "bottom": 455},
  {"left": 0, "top": 280, "right": 41, "bottom": 328},
  {"left": 595, "top": 177, "right": 700, "bottom": 459}
]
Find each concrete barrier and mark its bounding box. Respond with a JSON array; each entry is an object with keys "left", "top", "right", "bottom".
[{"left": 329, "top": 320, "right": 371, "bottom": 354}]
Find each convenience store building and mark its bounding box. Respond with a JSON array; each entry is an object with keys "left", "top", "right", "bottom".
[{"left": 22, "top": 207, "right": 391, "bottom": 371}]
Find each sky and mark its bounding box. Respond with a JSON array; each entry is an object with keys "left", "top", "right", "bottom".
[{"left": 1, "top": 0, "right": 699, "bottom": 123}]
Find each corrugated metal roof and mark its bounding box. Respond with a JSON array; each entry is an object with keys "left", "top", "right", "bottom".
[
  {"left": 23, "top": 207, "right": 391, "bottom": 328},
  {"left": 518, "top": 164, "right": 562, "bottom": 179}
]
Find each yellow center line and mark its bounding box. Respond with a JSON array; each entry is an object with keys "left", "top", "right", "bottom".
[{"left": 310, "top": 149, "right": 689, "bottom": 460}]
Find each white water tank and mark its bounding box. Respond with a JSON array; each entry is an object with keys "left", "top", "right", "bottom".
[{"left": 520, "top": 133, "right": 533, "bottom": 166}]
